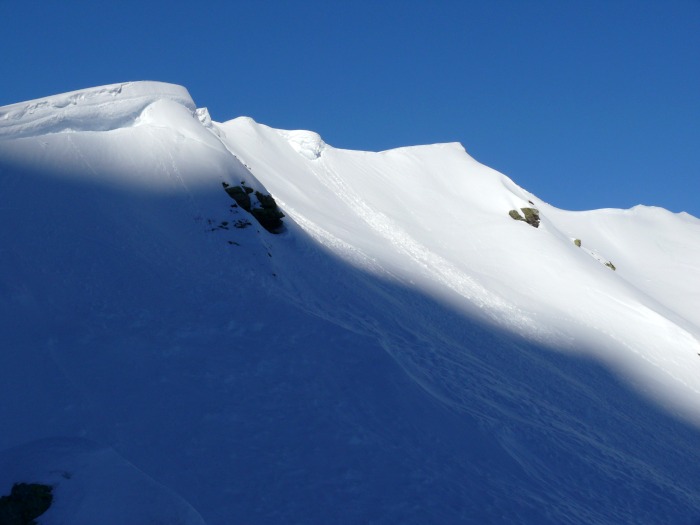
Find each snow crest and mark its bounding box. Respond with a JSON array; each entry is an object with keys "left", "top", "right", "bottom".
[
  {"left": 0, "top": 81, "right": 195, "bottom": 139},
  {"left": 276, "top": 129, "right": 325, "bottom": 160}
]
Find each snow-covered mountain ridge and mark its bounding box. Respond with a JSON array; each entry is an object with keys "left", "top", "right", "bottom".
[{"left": 2, "top": 81, "right": 700, "bottom": 524}]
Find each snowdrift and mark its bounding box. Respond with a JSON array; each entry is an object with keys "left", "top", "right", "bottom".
[{"left": 1, "top": 81, "right": 700, "bottom": 524}]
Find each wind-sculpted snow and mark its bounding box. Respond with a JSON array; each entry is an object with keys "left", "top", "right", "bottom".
[
  {"left": 0, "top": 81, "right": 195, "bottom": 139},
  {"left": 2, "top": 83, "right": 700, "bottom": 524},
  {"left": 275, "top": 129, "right": 325, "bottom": 160}
]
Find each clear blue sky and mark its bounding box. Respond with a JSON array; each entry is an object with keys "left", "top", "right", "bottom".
[{"left": 2, "top": 0, "right": 698, "bottom": 216}]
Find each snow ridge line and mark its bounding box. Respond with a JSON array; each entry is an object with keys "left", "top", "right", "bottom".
[{"left": 0, "top": 82, "right": 195, "bottom": 139}]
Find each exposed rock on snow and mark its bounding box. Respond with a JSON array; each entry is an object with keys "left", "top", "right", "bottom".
[
  {"left": 222, "top": 181, "right": 285, "bottom": 232},
  {"left": 509, "top": 207, "right": 541, "bottom": 227},
  {"left": 0, "top": 439, "right": 207, "bottom": 525},
  {"left": 0, "top": 482, "right": 53, "bottom": 525}
]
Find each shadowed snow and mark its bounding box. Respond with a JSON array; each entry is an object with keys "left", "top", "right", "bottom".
[{"left": 2, "top": 82, "right": 700, "bottom": 525}]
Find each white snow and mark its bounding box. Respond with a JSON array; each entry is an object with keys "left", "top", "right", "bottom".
[
  {"left": 0, "top": 81, "right": 194, "bottom": 139},
  {"left": 220, "top": 115, "right": 700, "bottom": 413},
  {"left": 1, "top": 81, "right": 700, "bottom": 524}
]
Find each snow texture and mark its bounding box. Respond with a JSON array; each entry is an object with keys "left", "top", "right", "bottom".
[{"left": 1, "top": 81, "right": 700, "bottom": 524}]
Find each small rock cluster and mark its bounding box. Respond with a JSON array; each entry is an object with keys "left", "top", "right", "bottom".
[
  {"left": 222, "top": 181, "right": 285, "bottom": 233},
  {"left": 509, "top": 207, "right": 540, "bottom": 228},
  {"left": 0, "top": 483, "right": 53, "bottom": 525}
]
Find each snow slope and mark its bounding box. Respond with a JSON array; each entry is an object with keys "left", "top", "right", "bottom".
[
  {"left": 1, "top": 82, "right": 700, "bottom": 524},
  {"left": 219, "top": 116, "right": 700, "bottom": 414}
]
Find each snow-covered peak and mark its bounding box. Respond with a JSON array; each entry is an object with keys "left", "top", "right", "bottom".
[
  {"left": 0, "top": 81, "right": 254, "bottom": 193},
  {"left": 2, "top": 83, "right": 700, "bottom": 525}
]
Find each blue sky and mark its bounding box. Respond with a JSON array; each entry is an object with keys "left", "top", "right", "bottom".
[{"left": 1, "top": 0, "right": 698, "bottom": 216}]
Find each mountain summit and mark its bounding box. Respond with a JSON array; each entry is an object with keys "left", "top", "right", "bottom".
[{"left": 2, "top": 81, "right": 700, "bottom": 524}]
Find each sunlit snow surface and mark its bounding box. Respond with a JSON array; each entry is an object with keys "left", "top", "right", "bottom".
[{"left": 1, "top": 82, "right": 700, "bottom": 524}]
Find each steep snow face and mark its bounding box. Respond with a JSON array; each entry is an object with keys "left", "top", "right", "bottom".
[
  {"left": 219, "top": 116, "right": 700, "bottom": 417},
  {"left": 2, "top": 82, "right": 700, "bottom": 525}
]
